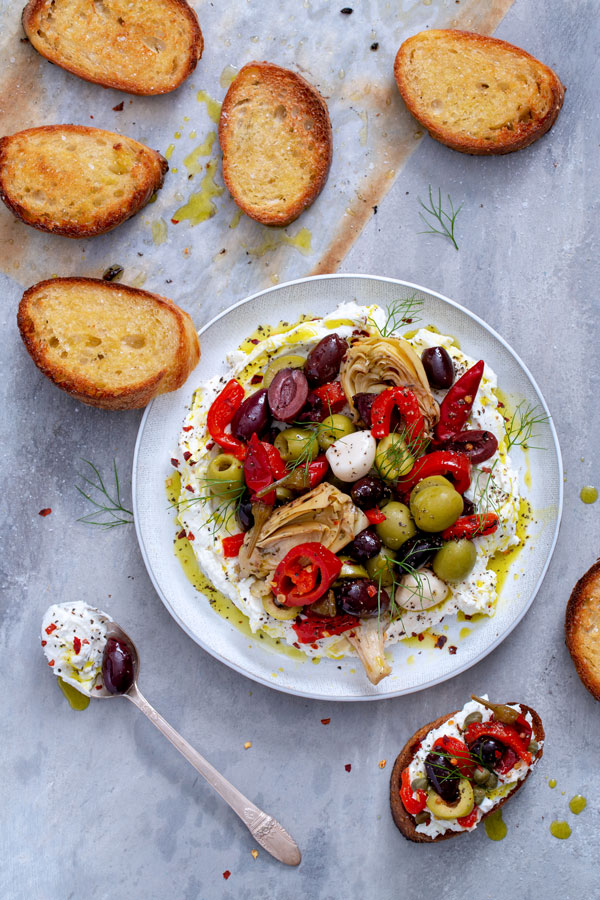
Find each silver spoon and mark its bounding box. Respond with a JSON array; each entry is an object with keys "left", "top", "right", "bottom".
[{"left": 94, "top": 621, "right": 301, "bottom": 866}]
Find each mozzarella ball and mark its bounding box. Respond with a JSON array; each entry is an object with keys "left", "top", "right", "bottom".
[
  {"left": 326, "top": 430, "right": 377, "bottom": 482},
  {"left": 395, "top": 570, "right": 449, "bottom": 611}
]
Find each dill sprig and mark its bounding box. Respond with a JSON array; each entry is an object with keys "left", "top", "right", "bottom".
[
  {"left": 76, "top": 459, "right": 134, "bottom": 528},
  {"left": 418, "top": 185, "right": 463, "bottom": 251},
  {"left": 504, "top": 401, "right": 550, "bottom": 452},
  {"left": 368, "top": 294, "right": 424, "bottom": 338},
  {"left": 176, "top": 477, "right": 246, "bottom": 537}
]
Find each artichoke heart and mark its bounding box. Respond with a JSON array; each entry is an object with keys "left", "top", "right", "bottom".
[
  {"left": 347, "top": 618, "right": 392, "bottom": 685},
  {"left": 340, "top": 335, "right": 439, "bottom": 433},
  {"left": 238, "top": 483, "right": 364, "bottom": 579}
]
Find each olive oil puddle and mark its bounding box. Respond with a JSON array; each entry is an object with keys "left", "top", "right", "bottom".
[
  {"left": 569, "top": 795, "right": 586, "bottom": 815},
  {"left": 484, "top": 808, "right": 507, "bottom": 841},
  {"left": 550, "top": 821, "right": 571, "bottom": 839},
  {"left": 57, "top": 676, "right": 90, "bottom": 710}
]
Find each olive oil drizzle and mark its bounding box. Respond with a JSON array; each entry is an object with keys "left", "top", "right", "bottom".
[{"left": 484, "top": 808, "right": 507, "bottom": 841}]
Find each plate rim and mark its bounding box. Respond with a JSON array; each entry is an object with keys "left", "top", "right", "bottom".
[{"left": 132, "top": 273, "right": 564, "bottom": 701}]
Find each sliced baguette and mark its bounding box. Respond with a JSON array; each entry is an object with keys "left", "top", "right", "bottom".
[
  {"left": 219, "top": 61, "right": 332, "bottom": 226},
  {"left": 565, "top": 560, "right": 600, "bottom": 701},
  {"left": 394, "top": 30, "right": 564, "bottom": 155},
  {"left": 18, "top": 278, "right": 200, "bottom": 410},
  {"left": 22, "top": 0, "right": 203, "bottom": 95},
  {"left": 0, "top": 125, "right": 167, "bottom": 238},
  {"left": 389, "top": 703, "right": 544, "bottom": 842}
]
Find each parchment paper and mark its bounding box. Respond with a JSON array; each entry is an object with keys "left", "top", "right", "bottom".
[{"left": 0, "top": 0, "right": 513, "bottom": 322}]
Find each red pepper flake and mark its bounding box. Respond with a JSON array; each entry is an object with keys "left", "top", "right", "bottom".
[
  {"left": 183, "top": 451, "right": 193, "bottom": 461},
  {"left": 344, "top": 763, "right": 352, "bottom": 772},
  {"left": 177, "top": 529, "right": 186, "bottom": 540},
  {"left": 185, "top": 484, "right": 194, "bottom": 492},
  {"left": 39, "top": 508, "right": 52, "bottom": 517},
  {"left": 223, "top": 871, "right": 231, "bottom": 881},
  {"left": 171, "top": 218, "right": 179, "bottom": 224},
  {"left": 182, "top": 425, "right": 193, "bottom": 432},
  {"left": 321, "top": 718, "right": 331, "bottom": 725},
  {"left": 435, "top": 635, "right": 448, "bottom": 649},
  {"left": 48, "top": 659, "right": 55, "bottom": 666},
  {"left": 95, "top": 684, "right": 103, "bottom": 690},
  {"left": 417, "top": 633, "right": 425, "bottom": 642},
  {"left": 206, "top": 441, "right": 215, "bottom": 450},
  {"left": 170, "top": 458, "right": 179, "bottom": 468},
  {"left": 112, "top": 101, "right": 124, "bottom": 111},
  {"left": 250, "top": 374, "right": 263, "bottom": 384},
  {"left": 449, "top": 645, "right": 457, "bottom": 655},
  {"left": 187, "top": 532, "right": 195, "bottom": 541},
  {"left": 81, "top": 639, "right": 89, "bottom": 645},
  {"left": 73, "top": 636, "right": 81, "bottom": 655},
  {"left": 41, "top": 640, "right": 47, "bottom": 647},
  {"left": 45, "top": 623, "right": 57, "bottom": 635},
  {"left": 249, "top": 338, "right": 259, "bottom": 345}
]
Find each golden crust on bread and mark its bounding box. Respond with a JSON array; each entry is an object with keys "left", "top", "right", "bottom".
[
  {"left": 22, "top": 0, "right": 203, "bottom": 95},
  {"left": 219, "top": 61, "right": 332, "bottom": 226},
  {"left": 565, "top": 560, "right": 600, "bottom": 701},
  {"left": 0, "top": 125, "right": 167, "bottom": 238},
  {"left": 394, "top": 29, "right": 564, "bottom": 156},
  {"left": 18, "top": 278, "right": 200, "bottom": 410},
  {"left": 389, "top": 704, "right": 545, "bottom": 842}
]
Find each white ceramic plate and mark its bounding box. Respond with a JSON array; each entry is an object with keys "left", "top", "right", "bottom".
[{"left": 133, "top": 275, "right": 562, "bottom": 700}]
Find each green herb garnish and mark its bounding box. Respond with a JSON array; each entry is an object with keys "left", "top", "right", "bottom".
[
  {"left": 76, "top": 459, "right": 134, "bottom": 528},
  {"left": 418, "top": 186, "right": 462, "bottom": 251},
  {"left": 368, "top": 294, "right": 424, "bottom": 338},
  {"left": 504, "top": 401, "right": 550, "bottom": 451}
]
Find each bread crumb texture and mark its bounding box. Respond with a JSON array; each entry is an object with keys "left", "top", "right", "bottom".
[
  {"left": 219, "top": 61, "right": 332, "bottom": 226},
  {"left": 23, "top": 0, "right": 203, "bottom": 94},
  {"left": 18, "top": 278, "right": 200, "bottom": 409},
  {"left": 394, "top": 30, "right": 564, "bottom": 155},
  {"left": 0, "top": 126, "right": 167, "bottom": 237},
  {"left": 566, "top": 561, "right": 600, "bottom": 700}
]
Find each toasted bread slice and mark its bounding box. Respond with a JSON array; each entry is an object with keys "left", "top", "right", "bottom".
[
  {"left": 394, "top": 30, "right": 564, "bottom": 155},
  {"left": 390, "top": 703, "right": 544, "bottom": 842},
  {"left": 22, "top": 0, "right": 203, "bottom": 95},
  {"left": 566, "top": 560, "right": 600, "bottom": 701},
  {"left": 0, "top": 126, "right": 167, "bottom": 238},
  {"left": 219, "top": 61, "right": 332, "bottom": 226},
  {"left": 18, "top": 278, "right": 200, "bottom": 410}
]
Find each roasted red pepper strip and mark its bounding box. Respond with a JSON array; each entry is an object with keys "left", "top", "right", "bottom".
[
  {"left": 364, "top": 508, "right": 386, "bottom": 525},
  {"left": 222, "top": 533, "right": 246, "bottom": 557},
  {"left": 207, "top": 380, "right": 247, "bottom": 459},
  {"left": 435, "top": 360, "right": 484, "bottom": 443},
  {"left": 396, "top": 450, "right": 472, "bottom": 495},
  {"left": 307, "top": 455, "right": 329, "bottom": 488},
  {"left": 464, "top": 721, "right": 532, "bottom": 765},
  {"left": 400, "top": 767, "right": 427, "bottom": 815},
  {"left": 432, "top": 735, "right": 474, "bottom": 779},
  {"left": 292, "top": 612, "right": 357, "bottom": 643},
  {"left": 514, "top": 714, "right": 533, "bottom": 745},
  {"left": 441, "top": 513, "right": 499, "bottom": 540},
  {"left": 244, "top": 433, "right": 275, "bottom": 504},
  {"left": 370, "top": 387, "right": 425, "bottom": 440},
  {"left": 457, "top": 808, "right": 479, "bottom": 828},
  {"left": 262, "top": 442, "right": 288, "bottom": 480},
  {"left": 312, "top": 381, "right": 347, "bottom": 413},
  {"left": 496, "top": 748, "right": 518, "bottom": 776},
  {"left": 272, "top": 542, "right": 342, "bottom": 607}
]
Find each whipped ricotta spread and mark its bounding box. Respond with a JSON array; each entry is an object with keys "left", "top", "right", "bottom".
[
  {"left": 407, "top": 695, "right": 542, "bottom": 837},
  {"left": 174, "top": 302, "right": 521, "bottom": 664},
  {"left": 41, "top": 602, "right": 111, "bottom": 694}
]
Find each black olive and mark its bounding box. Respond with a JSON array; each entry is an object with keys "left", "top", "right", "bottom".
[
  {"left": 348, "top": 529, "right": 382, "bottom": 562},
  {"left": 267, "top": 368, "right": 309, "bottom": 422},
  {"left": 395, "top": 534, "right": 443, "bottom": 570},
  {"left": 421, "top": 346, "right": 455, "bottom": 389},
  {"left": 425, "top": 752, "right": 460, "bottom": 803},
  {"left": 353, "top": 392, "right": 378, "bottom": 428},
  {"left": 442, "top": 429, "right": 499, "bottom": 465},
  {"left": 350, "top": 475, "right": 388, "bottom": 509},
  {"left": 231, "top": 389, "right": 270, "bottom": 441},
  {"left": 468, "top": 737, "right": 506, "bottom": 770},
  {"left": 462, "top": 496, "right": 476, "bottom": 516},
  {"left": 334, "top": 578, "right": 389, "bottom": 617},
  {"left": 305, "top": 334, "right": 348, "bottom": 388},
  {"left": 236, "top": 492, "right": 254, "bottom": 532},
  {"left": 102, "top": 637, "right": 135, "bottom": 694}
]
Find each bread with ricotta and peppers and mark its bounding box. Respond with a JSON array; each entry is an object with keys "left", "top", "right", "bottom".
[
  {"left": 393, "top": 29, "right": 564, "bottom": 155},
  {"left": 18, "top": 278, "right": 200, "bottom": 410},
  {"left": 22, "top": 0, "right": 203, "bottom": 95},
  {"left": 389, "top": 701, "right": 544, "bottom": 842},
  {"left": 566, "top": 559, "right": 600, "bottom": 701}
]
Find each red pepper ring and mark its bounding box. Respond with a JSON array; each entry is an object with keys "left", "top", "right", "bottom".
[
  {"left": 364, "top": 508, "right": 386, "bottom": 525},
  {"left": 272, "top": 542, "right": 342, "bottom": 607},
  {"left": 244, "top": 433, "right": 276, "bottom": 505},
  {"left": 222, "top": 533, "right": 246, "bottom": 558},
  {"left": 400, "top": 767, "right": 427, "bottom": 816},
  {"left": 464, "top": 721, "right": 532, "bottom": 766},
  {"left": 370, "top": 387, "right": 425, "bottom": 441},
  {"left": 396, "top": 450, "right": 472, "bottom": 495},
  {"left": 435, "top": 360, "right": 485, "bottom": 444},
  {"left": 207, "top": 379, "right": 247, "bottom": 460},
  {"left": 441, "top": 513, "right": 499, "bottom": 540},
  {"left": 262, "top": 442, "right": 288, "bottom": 480}
]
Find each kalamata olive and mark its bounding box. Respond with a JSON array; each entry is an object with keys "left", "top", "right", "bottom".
[
  {"left": 395, "top": 534, "right": 443, "bottom": 570},
  {"left": 421, "top": 346, "right": 455, "bottom": 389},
  {"left": 353, "top": 392, "right": 378, "bottom": 428},
  {"left": 231, "top": 389, "right": 269, "bottom": 441},
  {"left": 267, "top": 368, "right": 309, "bottom": 422},
  {"left": 296, "top": 391, "right": 330, "bottom": 423},
  {"left": 102, "top": 637, "right": 135, "bottom": 694},
  {"left": 462, "top": 496, "right": 476, "bottom": 516},
  {"left": 425, "top": 752, "right": 460, "bottom": 803},
  {"left": 236, "top": 492, "right": 255, "bottom": 532},
  {"left": 350, "top": 475, "right": 389, "bottom": 509},
  {"left": 305, "top": 334, "right": 348, "bottom": 388},
  {"left": 334, "top": 578, "right": 389, "bottom": 617},
  {"left": 468, "top": 737, "right": 506, "bottom": 770},
  {"left": 348, "top": 528, "right": 382, "bottom": 562},
  {"left": 443, "top": 429, "right": 498, "bottom": 465}
]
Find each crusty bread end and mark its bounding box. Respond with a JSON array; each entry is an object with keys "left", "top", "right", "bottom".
[{"left": 565, "top": 560, "right": 600, "bottom": 701}]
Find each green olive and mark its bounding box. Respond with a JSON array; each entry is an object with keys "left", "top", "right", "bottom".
[
  {"left": 375, "top": 501, "right": 417, "bottom": 550},
  {"left": 411, "top": 776, "right": 429, "bottom": 792},
  {"left": 275, "top": 486, "right": 294, "bottom": 504},
  {"left": 409, "top": 482, "right": 464, "bottom": 533},
  {"left": 464, "top": 710, "right": 483, "bottom": 727},
  {"left": 365, "top": 549, "right": 397, "bottom": 586},
  {"left": 206, "top": 453, "right": 244, "bottom": 498},
  {"left": 414, "top": 810, "right": 431, "bottom": 825},
  {"left": 433, "top": 539, "right": 477, "bottom": 582},
  {"left": 375, "top": 433, "right": 415, "bottom": 481},
  {"left": 317, "top": 414, "right": 356, "bottom": 450},
  {"left": 274, "top": 427, "right": 319, "bottom": 463},
  {"left": 528, "top": 740, "right": 540, "bottom": 754},
  {"left": 263, "top": 354, "right": 306, "bottom": 388},
  {"left": 412, "top": 475, "right": 453, "bottom": 496},
  {"left": 262, "top": 594, "right": 302, "bottom": 621},
  {"left": 485, "top": 771, "right": 498, "bottom": 791},
  {"left": 337, "top": 558, "right": 369, "bottom": 579},
  {"left": 473, "top": 787, "right": 486, "bottom": 806},
  {"left": 473, "top": 766, "right": 490, "bottom": 785}
]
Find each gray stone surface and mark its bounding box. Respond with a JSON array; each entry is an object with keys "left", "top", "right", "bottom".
[{"left": 2, "top": 1, "right": 599, "bottom": 898}]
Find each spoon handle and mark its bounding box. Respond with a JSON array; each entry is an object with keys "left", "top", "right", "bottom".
[{"left": 126, "top": 684, "right": 301, "bottom": 866}]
